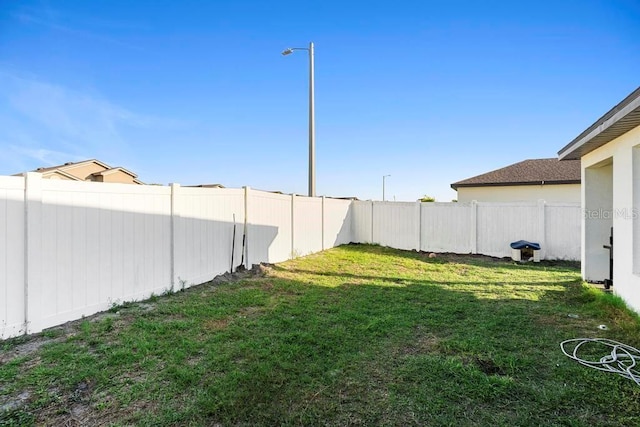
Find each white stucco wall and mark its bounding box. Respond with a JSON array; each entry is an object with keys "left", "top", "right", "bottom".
[
  {"left": 581, "top": 124, "right": 640, "bottom": 313},
  {"left": 583, "top": 161, "right": 613, "bottom": 282},
  {"left": 456, "top": 184, "right": 580, "bottom": 203}
]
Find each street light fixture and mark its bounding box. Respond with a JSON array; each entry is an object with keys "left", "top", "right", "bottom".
[
  {"left": 282, "top": 42, "right": 315, "bottom": 197},
  {"left": 383, "top": 175, "right": 391, "bottom": 201}
]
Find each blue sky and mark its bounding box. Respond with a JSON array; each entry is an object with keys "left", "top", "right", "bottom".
[{"left": 1, "top": 0, "right": 638, "bottom": 201}]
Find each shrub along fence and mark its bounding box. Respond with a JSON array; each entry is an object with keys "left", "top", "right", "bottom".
[{"left": 0, "top": 174, "right": 580, "bottom": 339}]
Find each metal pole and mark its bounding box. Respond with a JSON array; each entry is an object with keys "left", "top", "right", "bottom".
[
  {"left": 282, "top": 42, "right": 316, "bottom": 197},
  {"left": 383, "top": 175, "right": 390, "bottom": 201},
  {"left": 308, "top": 42, "right": 316, "bottom": 197}
]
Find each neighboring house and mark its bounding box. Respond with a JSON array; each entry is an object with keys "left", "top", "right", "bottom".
[
  {"left": 558, "top": 86, "right": 640, "bottom": 312},
  {"left": 18, "top": 159, "right": 144, "bottom": 184},
  {"left": 451, "top": 158, "right": 581, "bottom": 202}
]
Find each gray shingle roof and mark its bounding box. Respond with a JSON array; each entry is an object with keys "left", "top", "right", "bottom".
[{"left": 451, "top": 158, "right": 581, "bottom": 190}]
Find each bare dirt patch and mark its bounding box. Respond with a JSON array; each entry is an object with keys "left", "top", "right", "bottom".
[
  {"left": 471, "top": 357, "right": 505, "bottom": 376},
  {"left": 203, "top": 318, "right": 231, "bottom": 331},
  {"left": 400, "top": 331, "right": 440, "bottom": 356},
  {"left": 0, "top": 336, "right": 64, "bottom": 365}
]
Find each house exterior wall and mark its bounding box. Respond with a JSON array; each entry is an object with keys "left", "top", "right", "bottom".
[
  {"left": 581, "top": 124, "right": 640, "bottom": 313},
  {"left": 456, "top": 184, "right": 580, "bottom": 203},
  {"left": 583, "top": 160, "right": 613, "bottom": 282},
  {"left": 61, "top": 163, "right": 108, "bottom": 180},
  {"left": 41, "top": 162, "right": 140, "bottom": 184},
  {"left": 94, "top": 171, "right": 138, "bottom": 184}
]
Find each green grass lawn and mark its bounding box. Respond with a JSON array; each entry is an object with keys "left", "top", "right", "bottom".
[{"left": 2, "top": 244, "right": 640, "bottom": 426}]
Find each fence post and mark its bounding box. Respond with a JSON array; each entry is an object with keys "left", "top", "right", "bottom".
[
  {"left": 170, "top": 183, "right": 180, "bottom": 290},
  {"left": 291, "top": 194, "right": 296, "bottom": 258},
  {"left": 538, "top": 199, "right": 546, "bottom": 260},
  {"left": 370, "top": 200, "right": 375, "bottom": 243},
  {"left": 471, "top": 200, "right": 478, "bottom": 254},
  {"left": 24, "top": 173, "right": 43, "bottom": 334},
  {"left": 321, "top": 196, "right": 325, "bottom": 250},
  {"left": 243, "top": 186, "right": 250, "bottom": 267},
  {"left": 417, "top": 202, "right": 422, "bottom": 251}
]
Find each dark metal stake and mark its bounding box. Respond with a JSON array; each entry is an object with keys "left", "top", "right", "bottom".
[
  {"left": 603, "top": 227, "right": 613, "bottom": 289},
  {"left": 231, "top": 214, "right": 236, "bottom": 273}
]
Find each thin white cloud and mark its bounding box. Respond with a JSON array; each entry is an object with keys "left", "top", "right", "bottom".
[
  {"left": 12, "top": 9, "right": 142, "bottom": 50},
  {"left": 9, "top": 146, "right": 82, "bottom": 168},
  {"left": 0, "top": 71, "right": 191, "bottom": 174},
  {"left": 5, "top": 74, "right": 124, "bottom": 145}
]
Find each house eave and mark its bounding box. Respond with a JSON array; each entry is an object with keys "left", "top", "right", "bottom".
[
  {"left": 451, "top": 180, "right": 580, "bottom": 190},
  {"left": 558, "top": 86, "right": 640, "bottom": 160},
  {"left": 40, "top": 170, "right": 82, "bottom": 181}
]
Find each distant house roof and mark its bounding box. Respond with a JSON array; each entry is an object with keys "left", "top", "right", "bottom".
[
  {"left": 451, "top": 158, "right": 581, "bottom": 190},
  {"left": 18, "top": 159, "right": 144, "bottom": 184},
  {"left": 91, "top": 167, "right": 138, "bottom": 179},
  {"left": 186, "top": 184, "right": 226, "bottom": 188},
  {"left": 31, "top": 159, "right": 110, "bottom": 174},
  {"left": 558, "top": 86, "right": 640, "bottom": 160}
]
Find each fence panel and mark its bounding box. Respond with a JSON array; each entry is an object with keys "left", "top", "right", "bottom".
[
  {"left": 324, "top": 198, "right": 352, "bottom": 247},
  {"left": 174, "top": 187, "right": 245, "bottom": 287},
  {"left": 545, "top": 203, "right": 581, "bottom": 260},
  {"left": 373, "top": 202, "right": 420, "bottom": 250},
  {"left": 350, "top": 201, "right": 372, "bottom": 243},
  {"left": 0, "top": 177, "right": 26, "bottom": 339},
  {"left": 30, "top": 180, "right": 172, "bottom": 333},
  {"left": 476, "top": 202, "right": 540, "bottom": 258},
  {"left": 293, "top": 196, "right": 323, "bottom": 257},
  {"left": 421, "top": 202, "right": 474, "bottom": 253},
  {"left": 247, "top": 190, "right": 291, "bottom": 266}
]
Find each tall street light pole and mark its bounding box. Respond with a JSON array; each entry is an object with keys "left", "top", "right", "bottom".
[
  {"left": 282, "top": 42, "right": 315, "bottom": 197},
  {"left": 383, "top": 175, "right": 391, "bottom": 201}
]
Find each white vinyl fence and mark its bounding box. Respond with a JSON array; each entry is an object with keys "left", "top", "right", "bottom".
[
  {"left": 0, "top": 173, "right": 580, "bottom": 339},
  {"left": 0, "top": 174, "right": 351, "bottom": 339},
  {"left": 351, "top": 200, "right": 581, "bottom": 261}
]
